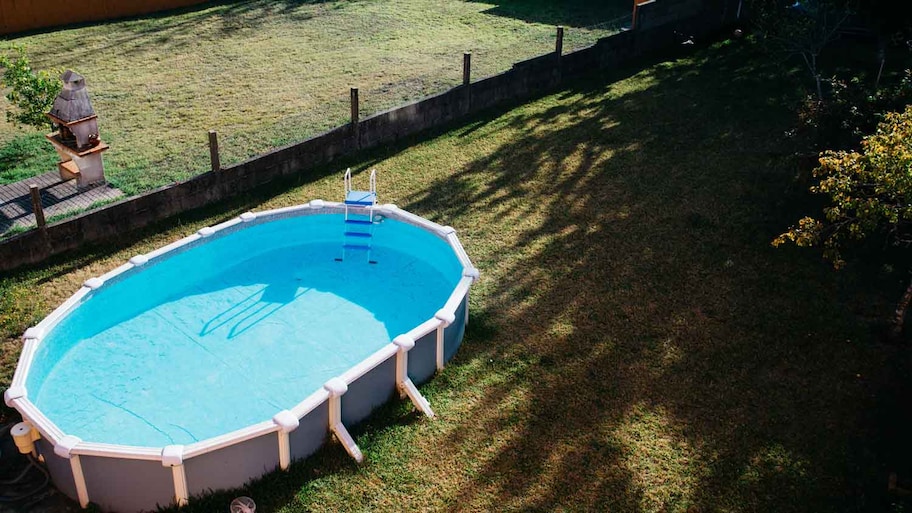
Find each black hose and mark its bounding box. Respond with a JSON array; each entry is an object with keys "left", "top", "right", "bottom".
[
  {"left": 0, "top": 462, "right": 33, "bottom": 486},
  {"left": 0, "top": 441, "right": 51, "bottom": 504}
]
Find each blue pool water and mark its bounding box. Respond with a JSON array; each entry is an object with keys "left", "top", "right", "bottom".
[{"left": 27, "top": 214, "right": 462, "bottom": 447}]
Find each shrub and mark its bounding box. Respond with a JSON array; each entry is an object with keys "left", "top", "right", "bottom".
[{"left": 0, "top": 46, "right": 60, "bottom": 131}]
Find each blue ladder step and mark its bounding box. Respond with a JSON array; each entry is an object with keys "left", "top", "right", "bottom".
[
  {"left": 345, "top": 190, "right": 377, "bottom": 206},
  {"left": 344, "top": 231, "right": 372, "bottom": 238},
  {"left": 345, "top": 219, "right": 373, "bottom": 225},
  {"left": 343, "top": 243, "right": 371, "bottom": 251}
]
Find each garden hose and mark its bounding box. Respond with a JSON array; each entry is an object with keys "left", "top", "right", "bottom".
[{"left": 0, "top": 422, "right": 51, "bottom": 505}]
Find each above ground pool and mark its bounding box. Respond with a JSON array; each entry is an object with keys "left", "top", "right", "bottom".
[{"left": 5, "top": 200, "right": 478, "bottom": 512}]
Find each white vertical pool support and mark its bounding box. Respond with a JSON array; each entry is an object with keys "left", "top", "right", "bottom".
[
  {"left": 323, "top": 378, "right": 363, "bottom": 463},
  {"left": 393, "top": 335, "right": 435, "bottom": 418},
  {"left": 55, "top": 435, "right": 89, "bottom": 508},
  {"left": 463, "top": 267, "right": 480, "bottom": 326},
  {"left": 434, "top": 310, "right": 456, "bottom": 372},
  {"left": 162, "top": 445, "right": 189, "bottom": 507},
  {"left": 272, "top": 410, "right": 299, "bottom": 470}
]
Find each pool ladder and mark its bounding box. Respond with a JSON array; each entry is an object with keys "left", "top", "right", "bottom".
[{"left": 338, "top": 168, "right": 378, "bottom": 263}]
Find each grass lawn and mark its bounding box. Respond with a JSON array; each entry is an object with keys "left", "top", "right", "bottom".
[
  {"left": 0, "top": 38, "right": 907, "bottom": 512},
  {"left": 0, "top": 0, "right": 630, "bottom": 196}
]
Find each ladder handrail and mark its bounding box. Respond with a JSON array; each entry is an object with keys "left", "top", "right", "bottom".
[
  {"left": 344, "top": 168, "right": 352, "bottom": 194},
  {"left": 369, "top": 169, "right": 376, "bottom": 197}
]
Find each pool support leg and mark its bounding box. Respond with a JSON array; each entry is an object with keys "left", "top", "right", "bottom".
[
  {"left": 393, "top": 335, "right": 434, "bottom": 418},
  {"left": 272, "top": 410, "right": 300, "bottom": 471},
  {"left": 54, "top": 435, "right": 90, "bottom": 508},
  {"left": 162, "top": 445, "right": 189, "bottom": 507},
  {"left": 323, "top": 379, "right": 363, "bottom": 463},
  {"left": 434, "top": 310, "right": 456, "bottom": 372}
]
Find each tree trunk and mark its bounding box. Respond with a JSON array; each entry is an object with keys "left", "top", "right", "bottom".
[
  {"left": 891, "top": 275, "right": 912, "bottom": 340},
  {"left": 809, "top": 54, "right": 824, "bottom": 101}
]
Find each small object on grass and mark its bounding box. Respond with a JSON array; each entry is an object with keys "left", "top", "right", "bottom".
[{"left": 230, "top": 496, "right": 256, "bottom": 513}]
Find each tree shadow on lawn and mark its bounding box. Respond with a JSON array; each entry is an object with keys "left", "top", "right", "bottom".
[
  {"left": 32, "top": 0, "right": 342, "bottom": 61},
  {"left": 403, "top": 40, "right": 898, "bottom": 512}
]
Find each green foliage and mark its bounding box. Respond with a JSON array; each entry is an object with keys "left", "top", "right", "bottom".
[
  {"left": 0, "top": 46, "right": 60, "bottom": 130},
  {"left": 796, "top": 70, "right": 912, "bottom": 152},
  {"left": 775, "top": 105, "right": 912, "bottom": 268}
]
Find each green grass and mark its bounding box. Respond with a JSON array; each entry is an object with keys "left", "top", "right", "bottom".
[
  {"left": 0, "top": 133, "right": 59, "bottom": 184},
  {"left": 0, "top": 0, "right": 631, "bottom": 196},
  {"left": 0, "top": 39, "right": 906, "bottom": 512}
]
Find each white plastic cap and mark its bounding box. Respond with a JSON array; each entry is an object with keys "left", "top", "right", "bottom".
[
  {"left": 4, "top": 386, "right": 26, "bottom": 407},
  {"left": 392, "top": 335, "right": 415, "bottom": 351},
  {"left": 323, "top": 378, "right": 348, "bottom": 397},
  {"left": 463, "top": 267, "right": 480, "bottom": 281},
  {"left": 272, "top": 410, "right": 300, "bottom": 433},
  {"left": 83, "top": 277, "right": 104, "bottom": 290},
  {"left": 55, "top": 435, "right": 82, "bottom": 459},
  {"left": 197, "top": 227, "right": 216, "bottom": 237},
  {"left": 11, "top": 422, "right": 36, "bottom": 455},
  {"left": 23, "top": 327, "right": 43, "bottom": 341},
  {"left": 309, "top": 200, "right": 325, "bottom": 209},
  {"left": 161, "top": 445, "right": 185, "bottom": 467},
  {"left": 129, "top": 254, "right": 149, "bottom": 266},
  {"left": 440, "top": 226, "right": 456, "bottom": 235},
  {"left": 240, "top": 212, "right": 257, "bottom": 222},
  {"left": 435, "top": 309, "right": 456, "bottom": 327}
]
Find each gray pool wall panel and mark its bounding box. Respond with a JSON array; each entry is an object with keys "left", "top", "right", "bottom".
[
  {"left": 342, "top": 356, "right": 397, "bottom": 427},
  {"left": 444, "top": 297, "right": 468, "bottom": 362},
  {"left": 289, "top": 401, "right": 329, "bottom": 462},
  {"left": 408, "top": 329, "right": 438, "bottom": 385},
  {"left": 185, "top": 433, "right": 281, "bottom": 497},
  {"left": 81, "top": 455, "right": 174, "bottom": 512},
  {"left": 36, "top": 439, "right": 78, "bottom": 502}
]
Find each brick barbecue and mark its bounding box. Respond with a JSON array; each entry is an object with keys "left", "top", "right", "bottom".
[{"left": 45, "top": 70, "right": 109, "bottom": 189}]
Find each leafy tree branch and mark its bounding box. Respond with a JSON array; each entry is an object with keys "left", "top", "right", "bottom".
[
  {"left": 775, "top": 105, "right": 912, "bottom": 336},
  {"left": 0, "top": 46, "right": 61, "bottom": 131}
]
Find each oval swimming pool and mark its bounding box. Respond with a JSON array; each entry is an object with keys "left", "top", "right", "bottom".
[{"left": 5, "top": 202, "right": 477, "bottom": 512}]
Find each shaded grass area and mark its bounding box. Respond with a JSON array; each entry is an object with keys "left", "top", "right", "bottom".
[
  {"left": 0, "top": 0, "right": 630, "bottom": 197},
  {"left": 0, "top": 39, "right": 905, "bottom": 512}
]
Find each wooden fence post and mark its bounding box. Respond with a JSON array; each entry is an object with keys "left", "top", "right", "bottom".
[
  {"left": 208, "top": 130, "right": 221, "bottom": 172},
  {"left": 350, "top": 87, "right": 360, "bottom": 147},
  {"left": 555, "top": 26, "right": 564, "bottom": 82},
  {"left": 463, "top": 52, "right": 472, "bottom": 111},
  {"left": 29, "top": 185, "right": 46, "bottom": 230},
  {"left": 556, "top": 26, "right": 564, "bottom": 57}
]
